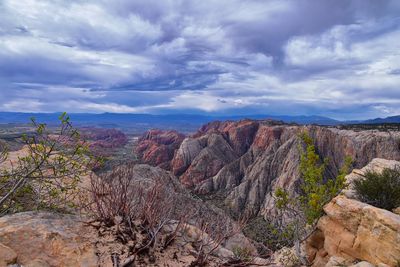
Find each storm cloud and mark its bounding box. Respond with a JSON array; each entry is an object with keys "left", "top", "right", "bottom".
[{"left": 0, "top": 0, "right": 400, "bottom": 119}]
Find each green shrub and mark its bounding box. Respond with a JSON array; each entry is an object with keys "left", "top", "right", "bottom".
[
  {"left": 297, "top": 132, "right": 352, "bottom": 224},
  {"left": 273, "top": 131, "right": 352, "bottom": 264},
  {"left": 243, "top": 216, "right": 295, "bottom": 251},
  {"left": 275, "top": 132, "right": 352, "bottom": 225},
  {"left": 354, "top": 167, "right": 400, "bottom": 211},
  {"left": 0, "top": 113, "right": 96, "bottom": 215},
  {"left": 231, "top": 245, "right": 253, "bottom": 262}
]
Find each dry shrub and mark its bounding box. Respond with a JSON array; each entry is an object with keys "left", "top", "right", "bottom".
[
  {"left": 86, "top": 164, "right": 185, "bottom": 266},
  {"left": 86, "top": 164, "right": 253, "bottom": 267},
  {"left": 187, "top": 212, "right": 247, "bottom": 267}
]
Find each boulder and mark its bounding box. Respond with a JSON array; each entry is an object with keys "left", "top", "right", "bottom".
[
  {"left": 349, "top": 262, "right": 375, "bottom": 267},
  {"left": 0, "top": 212, "right": 98, "bottom": 267},
  {"left": 393, "top": 207, "right": 400, "bottom": 215},
  {"left": 0, "top": 243, "right": 17, "bottom": 267},
  {"left": 306, "top": 159, "right": 400, "bottom": 267},
  {"left": 325, "top": 256, "right": 353, "bottom": 267}
]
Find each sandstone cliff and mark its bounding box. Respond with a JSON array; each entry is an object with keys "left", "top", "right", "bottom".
[
  {"left": 137, "top": 120, "right": 400, "bottom": 219},
  {"left": 306, "top": 158, "right": 400, "bottom": 267}
]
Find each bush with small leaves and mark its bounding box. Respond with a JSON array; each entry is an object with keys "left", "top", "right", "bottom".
[
  {"left": 243, "top": 216, "right": 295, "bottom": 252},
  {"left": 231, "top": 245, "right": 253, "bottom": 263},
  {"left": 275, "top": 247, "right": 300, "bottom": 267},
  {"left": 0, "top": 113, "right": 96, "bottom": 215},
  {"left": 354, "top": 167, "right": 400, "bottom": 211}
]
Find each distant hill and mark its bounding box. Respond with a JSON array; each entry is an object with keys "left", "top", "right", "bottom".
[
  {"left": 0, "top": 112, "right": 399, "bottom": 133},
  {"left": 363, "top": 115, "right": 400, "bottom": 124}
]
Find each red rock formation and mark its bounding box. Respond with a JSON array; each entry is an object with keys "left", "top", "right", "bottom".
[
  {"left": 138, "top": 120, "right": 400, "bottom": 219},
  {"left": 172, "top": 120, "right": 261, "bottom": 187},
  {"left": 171, "top": 120, "right": 400, "bottom": 218},
  {"left": 252, "top": 125, "right": 285, "bottom": 151},
  {"left": 80, "top": 128, "right": 128, "bottom": 157},
  {"left": 136, "top": 129, "right": 185, "bottom": 170},
  {"left": 177, "top": 134, "right": 236, "bottom": 187}
]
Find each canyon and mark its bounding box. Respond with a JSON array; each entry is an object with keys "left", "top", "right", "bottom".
[
  {"left": 136, "top": 119, "right": 400, "bottom": 218},
  {"left": 1, "top": 119, "right": 400, "bottom": 266}
]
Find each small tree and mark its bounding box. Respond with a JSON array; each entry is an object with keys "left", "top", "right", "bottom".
[
  {"left": 0, "top": 113, "right": 95, "bottom": 215},
  {"left": 274, "top": 131, "right": 352, "bottom": 263},
  {"left": 298, "top": 132, "right": 352, "bottom": 224}
]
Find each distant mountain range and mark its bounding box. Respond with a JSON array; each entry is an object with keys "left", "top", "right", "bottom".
[
  {"left": 0, "top": 112, "right": 399, "bottom": 133},
  {"left": 362, "top": 115, "right": 400, "bottom": 124}
]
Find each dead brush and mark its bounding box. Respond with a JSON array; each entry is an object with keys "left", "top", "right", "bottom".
[
  {"left": 186, "top": 212, "right": 248, "bottom": 267},
  {"left": 85, "top": 164, "right": 187, "bottom": 267}
]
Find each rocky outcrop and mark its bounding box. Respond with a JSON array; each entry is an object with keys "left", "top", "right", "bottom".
[
  {"left": 306, "top": 159, "right": 400, "bottom": 267},
  {"left": 307, "top": 126, "right": 400, "bottom": 175},
  {"left": 136, "top": 129, "right": 185, "bottom": 170},
  {"left": 0, "top": 163, "right": 257, "bottom": 267},
  {"left": 0, "top": 243, "right": 17, "bottom": 266},
  {"left": 174, "top": 120, "right": 297, "bottom": 192},
  {"left": 176, "top": 134, "right": 237, "bottom": 187},
  {"left": 0, "top": 212, "right": 98, "bottom": 267},
  {"left": 137, "top": 120, "right": 400, "bottom": 219},
  {"left": 0, "top": 212, "right": 224, "bottom": 267},
  {"left": 173, "top": 120, "right": 400, "bottom": 218},
  {"left": 172, "top": 119, "right": 260, "bottom": 187}
]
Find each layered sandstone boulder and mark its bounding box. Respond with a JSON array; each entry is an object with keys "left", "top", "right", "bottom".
[{"left": 306, "top": 159, "right": 400, "bottom": 267}]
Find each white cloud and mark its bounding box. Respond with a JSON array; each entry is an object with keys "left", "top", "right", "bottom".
[
  {"left": 2, "top": 0, "right": 162, "bottom": 49},
  {"left": 0, "top": 0, "right": 400, "bottom": 119}
]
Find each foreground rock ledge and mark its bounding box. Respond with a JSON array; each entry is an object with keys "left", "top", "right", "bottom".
[
  {"left": 306, "top": 158, "right": 400, "bottom": 267},
  {"left": 0, "top": 212, "right": 98, "bottom": 267}
]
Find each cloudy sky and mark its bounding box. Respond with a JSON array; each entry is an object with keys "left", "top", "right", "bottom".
[{"left": 0, "top": 0, "right": 400, "bottom": 119}]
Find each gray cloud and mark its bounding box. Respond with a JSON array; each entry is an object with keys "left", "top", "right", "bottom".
[{"left": 0, "top": 0, "right": 400, "bottom": 119}]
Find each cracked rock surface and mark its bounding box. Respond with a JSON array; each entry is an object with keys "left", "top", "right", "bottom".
[{"left": 306, "top": 159, "right": 400, "bottom": 267}]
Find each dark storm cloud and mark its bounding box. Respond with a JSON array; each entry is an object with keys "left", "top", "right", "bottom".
[{"left": 0, "top": 0, "right": 400, "bottom": 119}]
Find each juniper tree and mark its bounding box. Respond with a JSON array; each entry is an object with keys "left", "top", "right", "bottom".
[{"left": 274, "top": 131, "right": 352, "bottom": 264}]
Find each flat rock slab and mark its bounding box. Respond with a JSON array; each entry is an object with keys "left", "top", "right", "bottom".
[{"left": 0, "top": 212, "right": 98, "bottom": 267}]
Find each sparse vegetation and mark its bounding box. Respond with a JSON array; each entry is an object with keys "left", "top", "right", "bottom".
[
  {"left": 188, "top": 214, "right": 246, "bottom": 267},
  {"left": 0, "top": 113, "right": 96, "bottom": 215},
  {"left": 243, "top": 216, "right": 294, "bottom": 252},
  {"left": 273, "top": 131, "right": 352, "bottom": 263},
  {"left": 86, "top": 165, "right": 183, "bottom": 266},
  {"left": 354, "top": 167, "right": 400, "bottom": 211},
  {"left": 297, "top": 132, "right": 352, "bottom": 224},
  {"left": 275, "top": 247, "right": 300, "bottom": 267},
  {"left": 86, "top": 163, "right": 250, "bottom": 267},
  {"left": 231, "top": 245, "right": 253, "bottom": 263}
]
